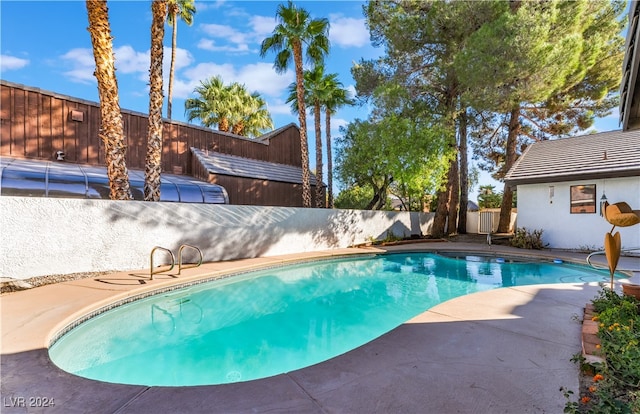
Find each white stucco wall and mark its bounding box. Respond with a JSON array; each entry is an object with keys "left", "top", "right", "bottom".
[
  {"left": 515, "top": 177, "right": 640, "bottom": 249},
  {"left": 0, "top": 197, "right": 434, "bottom": 280}
]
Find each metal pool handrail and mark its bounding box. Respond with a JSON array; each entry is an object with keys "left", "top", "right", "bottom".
[
  {"left": 178, "top": 244, "right": 203, "bottom": 275},
  {"left": 150, "top": 246, "right": 176, "bottom": 280},
  {"left": 586, "top": 247, "right": 640, "bottom": 272}
]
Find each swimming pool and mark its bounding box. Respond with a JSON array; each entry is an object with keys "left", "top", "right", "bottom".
[{"left": 48, "top": 252, "right": 610, "bottom": 387}]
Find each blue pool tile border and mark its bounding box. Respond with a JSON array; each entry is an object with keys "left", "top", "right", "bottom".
[{"left": 48, "top": 253, "right": 379, "bottom": 347}]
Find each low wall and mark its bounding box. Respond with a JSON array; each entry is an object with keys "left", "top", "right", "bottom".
[{"left": 0, "top": 197, "right": 434, "bottom": 280}]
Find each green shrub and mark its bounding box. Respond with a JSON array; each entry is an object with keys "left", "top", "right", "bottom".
[
  {"left": 510, "top": 227, "right": 547, "bottom": 249},
  {"left": 564, "top": 288, "right": 640, "bottom": 413}
]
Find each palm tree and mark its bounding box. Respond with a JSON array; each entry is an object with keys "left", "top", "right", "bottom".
[
  {"left": 166, "top": 0, "right": 195, "bottom": 120},
  {"left": 145, "top": 0, "right": 167, "bottom": 201},
  {"left": 85, "top": 0, "right": 131, "bottom": 200},
  {"left": 260, "top": 1, "right": 329, "bottom": 208},
  {"left": 286, "top": 65, "right": 326, "bottom": 207},
  {"left": 185, "top": 77, "right": 273, "bottom": 138},
  {"left": 320, "top": 73, "right": 353, "bottom": 209},
  {"left": 230, "top": 90, "right": 274, "bottom": 137},
  {"left": 184, "top": 76, "right": 235, "bottom": 131}
]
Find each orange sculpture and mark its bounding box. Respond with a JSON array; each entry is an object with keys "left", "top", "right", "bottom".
[{"left": 602, "top": 201, "right": 640, "bottom": 289}]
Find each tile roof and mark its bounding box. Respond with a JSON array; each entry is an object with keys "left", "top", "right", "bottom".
[
  {"left": 504, "top": 130, "right": 640, "bottom": 186},
  {"left": 192, "top": 147, "right": 321, "bottom": 186}
]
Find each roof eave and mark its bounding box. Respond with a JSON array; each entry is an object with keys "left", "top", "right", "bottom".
[{"left": 505, "top": 169, "right": 640, "bottom": 188}]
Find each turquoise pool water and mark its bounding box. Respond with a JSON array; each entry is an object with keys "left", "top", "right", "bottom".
[{"left": 49, "top": 252, "right": 610, "bottom": 386}]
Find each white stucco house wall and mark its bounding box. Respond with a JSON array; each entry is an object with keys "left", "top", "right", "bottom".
[{"left": 504, "top": 130, "right": 640, "bottom": 250}]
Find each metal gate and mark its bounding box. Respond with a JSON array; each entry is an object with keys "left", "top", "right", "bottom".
[{"left": 478, "top": 211, "right": 500, "bottom": 234}]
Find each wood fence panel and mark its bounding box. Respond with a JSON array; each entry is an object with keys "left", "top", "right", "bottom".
[
  {"left": 87, "top": 105, "right": 101, "bottom": 165},
  {"left": 175, "top": 124, "right": 190, "bottom": 174},
  {"left": 0, "top": 85, "right": 11, "bottom": 155},
  {"left": 72, "top": 103, "right": 92, "bottom": 164},
  {"left": 50, "top": 96, "right": 64, "bottom": 162},
  {"left": 1, "top": 81, "right": 313, "bottom": 208},
  {"left": 39, "top": 94, "right": 52, "bottom": 159},
  {"left": 25, "top": 90, "right": 39, "bottom": 158},
  {"left": 62, "top": 100, "right": 76, "bottom": 161},
  {"left": 12, "top": 87, "right": 26, "bottom": 157}
]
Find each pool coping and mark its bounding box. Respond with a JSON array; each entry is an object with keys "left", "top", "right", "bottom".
[
  {"left": 44, "top": 243, "right": 615, "bottom": 352},
  {"left": 1, "top": 242, "right": 636, "bottom": 413}
]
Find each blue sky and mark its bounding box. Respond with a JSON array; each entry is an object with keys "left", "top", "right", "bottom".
[{"left": 0, "top": 0, "right": 626, "bottom": 202}]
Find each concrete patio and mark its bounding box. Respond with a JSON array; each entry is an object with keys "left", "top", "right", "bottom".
[{"left": 2, "top": 242, "right": 635, "bottom": 414}]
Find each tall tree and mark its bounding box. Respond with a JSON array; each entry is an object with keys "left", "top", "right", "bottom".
[
  {"left": 456, "top": 0, "right": 625, "bottom": 232},
  {"left": 166, "top": 0, "right": 195, "bottom": 120},
  {"left": 184, "top": 77, "right": 273, "bottom": 137},
  {"left": 361, "top": 0, "right": 504, "bottom": 236},
  {"left": 229, "top": 86, "right": 274, "bottom": 137},
  {"left": 336, "top": 114, "right": 448, "bottom": 211},
  {"left": 457, "top": 109, "right": 469, "bottom": 233},
  {"left": 86, "top": 0, "right": 131, "bottom": 200},
  {"left": 320, "top": 73, "right": 353, "bottom": 209},
  {"left": 336, "top": 82, "right": 449, "bottom": 211},
  {"left": 260, "top": 1, "right": 329, "bottom": 208},
  {"left": 184, "top": 76, "right": 238, "bottom": 132},
  {"left": 144, "top": 0, "right": 167, "bottom": 202},
  {"left": 477, "top": 184, "right": 502, "bottom": 209},
  {"left": 286, "top": 65, "right": 327, "bottom": 207}
]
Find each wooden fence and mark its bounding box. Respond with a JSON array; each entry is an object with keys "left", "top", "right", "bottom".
[{"left": 0, "top": 80, "right": 302, "bottom": 176}]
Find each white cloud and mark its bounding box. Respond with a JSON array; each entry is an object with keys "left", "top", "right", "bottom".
[
  {"left": 197, "top": 39, "right": 250, "bottom": 53},
  {"left": 200, "top": 23, "right": 248, "bottom": 44},
  {"left": 60, "top": 48, "right": 95, "bottom": 83},
  {"left": 194, "top": 0, "right": 225, "bottom": 12},
  {"left": 59, "top": 46, "right": 152, "bottom": 84},
  {"left": 196, "top": 13, "right": 275, "bottom": 56},
  {"left": 346, "top": 84, "right": 357, "bottom": 98},
  {"left": 329, "top": 14, "right": 369, "bottom": 48},
  {"left": 169, "top": 77, "right": 199, "bottom": 100},
  {"left": 330, "top": 117, "right": 349, "bottom": 133},
  {"left": 267, "top": 100, "right": 294, "bottom": 116},
  {"left": 236, "top": 62, "right": 293, "bottom": 97},
  {"left": 249, "top": 15, "right": 277, "bottom": 37},
  {"left": 162, "top": 46, "right": 194, "bottom": 74},
  {"left": 1, "top": 54, "right": 29, "bottom": 71},
  {"left": 183, "top": 62, "right": 236, "bottom": 83},
  {"left": 181, "top": 61, "right": 292, "bottom": 98},
  {"left": 114, "top": 45, "right": 149, "bottom": 75}
]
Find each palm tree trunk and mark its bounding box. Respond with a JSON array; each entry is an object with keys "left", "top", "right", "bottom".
[
  {"left": 219, "top": 117, "right": 229, "bottom": 132},
  {"left": 86, "top": 0, "right": 131, "bottom": 200},
  {"left": 231, "top": 122, "right": 244, "bottom": 136},
  {"left": 167, "top": 10, "right": 177, "bottom": 119},
  {"left": 325, "top": 107, "right": 334, "bottom": 208},
  {"left": 293, "top": 40, "right": 311, "bottom": 208},
  {"left": 314, "top": 100, "right": 323, "bottom": 208},
  {"left": 497, "top": 107, "right": 520, "bottom": 233},
  {"left": 145, "top": 0, "right": 166, "bottom": 202}
]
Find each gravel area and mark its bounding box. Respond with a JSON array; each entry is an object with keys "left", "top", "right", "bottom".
[{"left": 0, "top": 271, "right": 114, "bottom": 294}]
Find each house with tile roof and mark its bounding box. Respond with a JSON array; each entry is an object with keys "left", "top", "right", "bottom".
[
  {"left": 504, "top": 2, "right": 640, "bottom": 250},
  {"left": 504, "top": 131, "right": 640, "bottom": 249}
]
